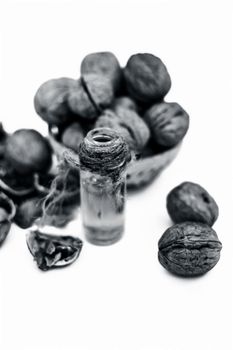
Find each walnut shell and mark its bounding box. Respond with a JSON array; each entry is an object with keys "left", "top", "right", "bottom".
[
  {"left": 158, "top": 222, "right": 222, "bottom": 277},
  {"left": 124, "top": 53, "right": 171, "bottom": 104},
  {"left": 82, "top": 74, "right": 114, "bottom": 111},
  {"left": 167, "top": 182, "right": 219, "bottom": 226},
  {"left": 95, "top": 108, "right": 150, "bottom": 153},
  {"left": 26, "top": 230, "right": 83, "bottom": 271},
  {"left": 68, "top": 79, "right": 97, "bottom": 120},
  {"left": 81, "top": 51, "right": 122, "bottom": 91},
  {"left": 68, "top": 74, "right": 114, "bottom": 120},
  {"left": 5, "top": 129, "right": 52, "bottom": 174},
  {"left": 34, "top": 78, "right": 76, "bottom": 125},
  {"left": 144, "top": 102, "right": 189, "bottom": 148}
]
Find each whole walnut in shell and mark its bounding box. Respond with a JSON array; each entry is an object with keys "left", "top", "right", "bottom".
[
  {"left": 167, "top": 182, "right": 219, "bottom": 226},
  {"left": 68, "top": 74, "right": 114, "bottom": 120},
  {"left": 81, "top": 52, "right": 122, "bottom": 92},
  {"left": 5, "top": 129, "right": 52, "bottom": 174},
  {"left": 61, "top": 122, "right": 85, "bottom": 152},
  {"left": 158, "top": 222, "right": 222, "bottom": 277},
  {"left": 34, "top": 77, "right": 76, "bottom": 125},
  {"left": 95, "top": 108, "right": 150, "bottom": 153},
  {"left": 124, "top": 53, "right": 171, "bottom": 105},
  {"left": 144, "top": 102, "right": 189, "bottom": 148}
]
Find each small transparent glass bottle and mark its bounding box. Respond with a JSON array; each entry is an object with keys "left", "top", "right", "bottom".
[{"left": 79, "top": 127, "right": 130, "bottom": 246}]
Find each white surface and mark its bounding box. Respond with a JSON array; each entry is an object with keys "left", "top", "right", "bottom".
[{"left": 0, "top": 1, "right": 232, "bottom": 350}]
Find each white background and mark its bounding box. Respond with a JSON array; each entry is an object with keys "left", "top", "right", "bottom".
[{"left": 0, "top": 0, "right": 232, "bottom": 349}]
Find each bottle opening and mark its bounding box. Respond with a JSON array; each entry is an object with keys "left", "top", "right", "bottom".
[
  {"left": 88, "top": 128, "right": 118, "bottom": 146},
  {"left": 92, "top": 134, "right": 112, "bottom": 143}
]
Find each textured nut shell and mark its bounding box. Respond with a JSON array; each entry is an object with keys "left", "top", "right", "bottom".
[
  {"left": 34, "top": 78, "right": 76, "bottom": 125},
  {"left": 68, "top": 79, "right": 98, "bottom": 120},
  {"left": 124, "top": 53, "right": 171, "bottom": 104},
  {"left": 158, "top": 222, "right": 222, "bottom": 277},
  {"left": 6, "top": 129, "right": 52, "bottom": 174},
  {"left": 27, "top": 230, "right": 83, "bottom": 271},
  {"left": 81, "top": 52, "right": 122, "bottom": 91},
  {"left": 144, "top": 102, "right": 189, "bottom": 147},
  {"left": 82, "top": 74, "right": 114, "bottom": 111},
  {"left": 95, "top": 108, "right": 150, "bottom": 153},
  {"left": 166, "top": 182, "right": 219, "bottom": 226}
]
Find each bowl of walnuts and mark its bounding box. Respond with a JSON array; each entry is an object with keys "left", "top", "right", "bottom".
[{"left": 34, "top": 52, "right": 190, "bottom": 189}]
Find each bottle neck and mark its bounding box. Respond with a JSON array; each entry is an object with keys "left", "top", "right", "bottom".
[{"left": 79, "top": 127, "right": 130, "bottom": 179}]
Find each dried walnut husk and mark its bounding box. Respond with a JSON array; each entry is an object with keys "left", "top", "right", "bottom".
[
  {"left": 144, "top": 102, "right": 189, "bottom": 148},
  {"left": 27, "top": 230, "right": 83, "bottom": 271},
  {"left": 5, "top": 129, "right": 52, "bottom": 174},
  {"left": 158, "top": 222, "right": 222, "bottom": 277},
  {"left": 80, "top": 51, "right": 122, "bottom": 92},
  {"left": 124, "top": 53, "right": 171, "bottom": 105},
  {"left": 167, "top": 182, "right": 219, "bottom": 226}
]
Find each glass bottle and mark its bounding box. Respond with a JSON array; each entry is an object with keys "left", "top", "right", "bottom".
[{"left": 78, "top": 127, "right": 130, "bottom": 246}]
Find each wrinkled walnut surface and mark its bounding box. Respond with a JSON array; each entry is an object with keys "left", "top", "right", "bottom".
[
  {"left": 158, "top": 222, "right": 222, "bottom": 277},
  {"left": 124, "top": 53, "right": 171, "bottom": 104},
  {"left": 95, "top": 108, "right": 150, "bottom": 153},
  {"left": 144, "top": 102, "right": 189, "bottom": 148}
]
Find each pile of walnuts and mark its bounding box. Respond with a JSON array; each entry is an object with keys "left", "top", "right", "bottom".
[{"left": 34, "top": 52, "right": 190, "bottom": 155}]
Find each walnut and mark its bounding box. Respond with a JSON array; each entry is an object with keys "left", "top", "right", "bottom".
[
  {"left": 158, "top": 222, "right": 222, "bottom": 277},
  {"left": 95, "top": 108, "right": 150, "bottom": 153},
  {"left": 124, "top": 53, "right": 171, "bottom": 105},
  {"left": 81, "top": 51, "right": 122, "bottom": 92},
  {"left": 34, "top": 77, "right": 76, "bottom": 125},
  {"left": 144, "top": 102, "right": 189, "bottom": 148},
  {"left": 5, "top": 129, "right": 52, "bottom": 174},
  {"left": 167, "top": 182, "right": 219, "bottom": 226},
  {"left": 68, "top": 74, "right": 114, "bottom": 120}
]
